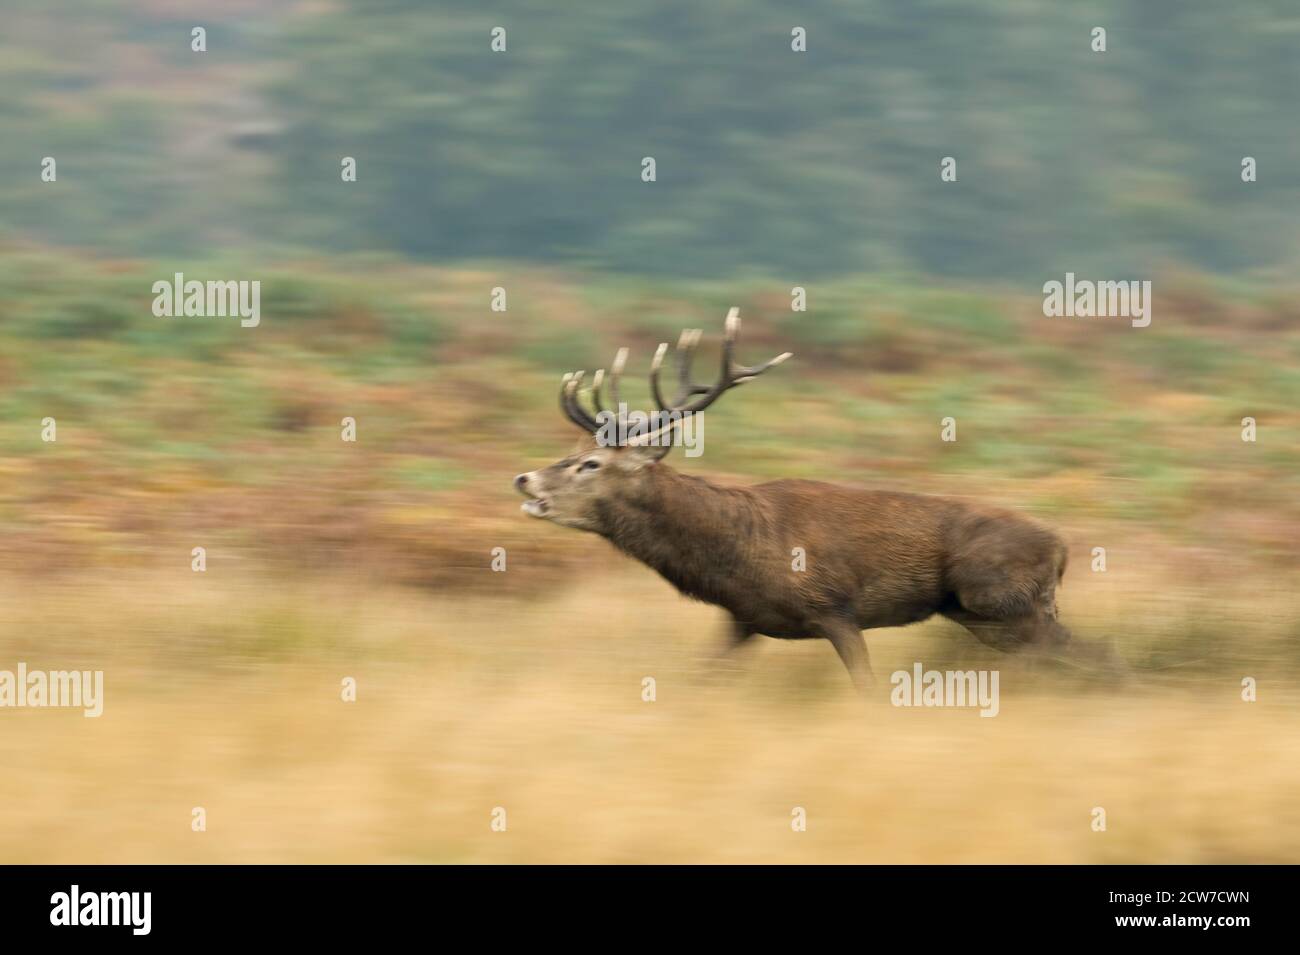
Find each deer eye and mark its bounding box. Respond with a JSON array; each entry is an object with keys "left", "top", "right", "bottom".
[{"left": 578, "top": 459, "right": 601, "bottom": 473}]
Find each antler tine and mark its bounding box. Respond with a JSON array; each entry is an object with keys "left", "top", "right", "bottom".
[
  {"left": 651, "top": 328, "right": 709, "bottom": 412},
  {"left": 562, "top": 347, "right": 631, "bottom": 435},
  {"left": 734, "top": 349, "right": 794, "bottom": 382},
  {"left": 649, "top": 342, "right": 672, "bottom": 411},
  {"left": 590, "top": 347, "right": 629, "bottom": 428},
  {"left": 574, "top": 370, "right": 605, "bottom": 430},
  {"left": 673, "top": 308, "right": 792, "bottom": 415},
  {"left": 559, "top": 371, "right": 601, "bottom": 432},
  {"left": 607, "top": 347, "right": 628, "bottom": 415},
  {"left": 673, "top": 328, "right": 708, "bottom": 405}
]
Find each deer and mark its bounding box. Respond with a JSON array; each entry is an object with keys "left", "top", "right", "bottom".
[{"left": 514, "top": 308, "right": 1093, "bottom": 692}]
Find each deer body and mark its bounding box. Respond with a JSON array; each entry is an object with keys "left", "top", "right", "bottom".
[{"left": 516, "top": 309, "right": 1075, "bottom": 690}]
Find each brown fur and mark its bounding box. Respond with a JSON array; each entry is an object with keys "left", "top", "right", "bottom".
[{"left": 516, "top": 445, "right": 1072, "bottom": 690}]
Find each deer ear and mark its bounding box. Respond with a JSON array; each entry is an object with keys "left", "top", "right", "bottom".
[{"left": 622, "top": 443, "right": 673, "bottom": 469}]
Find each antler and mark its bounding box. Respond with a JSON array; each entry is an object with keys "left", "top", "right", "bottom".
[
  {"left": 559, "top": 344, "right": 629, "bottom": 433},
  {"left": 558, "top": 371, "right": 601, "bottom": 432},
  {"left": 649, "top": 307, "right": 792, "bottom": 417},
  {"left": 557, "top": 308, "right": 792, "bottom": 438}
]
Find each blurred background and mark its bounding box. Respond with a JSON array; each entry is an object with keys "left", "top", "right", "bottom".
[{"left": 1, "top": 0, "right": 1298, "bottom": 862}]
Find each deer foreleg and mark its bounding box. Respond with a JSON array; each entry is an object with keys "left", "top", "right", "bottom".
[
  {"left": 695, "top": 616, "right": 755, "bottom": 685},
  {"left": 819, "top": 618, "right": 874, "bottom": 694}
]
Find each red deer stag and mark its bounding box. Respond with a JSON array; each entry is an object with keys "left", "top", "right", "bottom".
[{"left": 514, "top": 308, "right": 1079, "bottom": 691}]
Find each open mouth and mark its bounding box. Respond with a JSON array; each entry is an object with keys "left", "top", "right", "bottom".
[
  {"left": 518, "top": 488, "right": 551, "bottom": 518},
  {"left": 521, "top": 498, "right": 550, "bottom": 517}
]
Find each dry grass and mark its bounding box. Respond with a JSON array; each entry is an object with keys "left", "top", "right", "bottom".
[{"left": 2, "top": 567, "right": 1297, "bottom": 863}]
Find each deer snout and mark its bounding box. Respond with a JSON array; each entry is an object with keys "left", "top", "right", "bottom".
[{"left": 514, "top": 471, "right": 551, "bottom": 518}]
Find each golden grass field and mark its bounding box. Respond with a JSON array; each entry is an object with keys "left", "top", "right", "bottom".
[
  {"left": 2, "top": 561, "right": 1297, "bottom": 864},
  {"left": 1, "top": 262, "right": 1297, "bottom": 863}
]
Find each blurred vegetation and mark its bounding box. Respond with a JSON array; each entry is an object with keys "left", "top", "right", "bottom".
[
  {"left": 4, "top": 570, "right": 1300, "bottom": 862},
  {"left": 0, "top": 248, "right": 1296, "bottom": 613},
  {"left": 2, "top": 0, "right": 1299, "bottom": 278}
]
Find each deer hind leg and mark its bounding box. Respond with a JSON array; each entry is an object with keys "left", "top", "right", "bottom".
[
  {"left": 943, "top": 609, "right": 1069, "bottom": 653},
  {"left": 945, "top": 579, "right": 1071, "bottom": 653},
  {"left": 947, "top": 606, "right": 1128, "bottom": 681},
  {"left": 947, "top": 566, "right": 1126, "bottom": 675}
]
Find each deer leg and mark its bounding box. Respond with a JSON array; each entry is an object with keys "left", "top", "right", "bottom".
[
  {"left": 716, "top": 617, "right": 754, "bottom": 661},
  {"left": 818, "top": 618, "right": 874, "bottom": 694},
  {"left": 947, "top": 575, "right": 1071, "bottom": 653},
  {"left": 945, "top": 609, "right": 1126, "bottom": 679},
  {"left": 1018, "top": 590, "right": 1127, "bottom": 675},
  {"left": 1021, "top": 602, "right": 1128, "bottom": 676},
  {"left": 699, "top": 616, "right": 755, "bottom": 683},
  {"left": 943, "top": 610, "right": 1064, "bottom": 653}
]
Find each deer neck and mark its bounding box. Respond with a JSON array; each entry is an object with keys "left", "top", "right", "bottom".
[{"left": 596, "top": 465, "right": 764, "bottom": 605}]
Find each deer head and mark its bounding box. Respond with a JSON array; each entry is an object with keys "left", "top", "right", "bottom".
[{"left": 514, "top": 308, "right": 792, "bottom": 532}]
